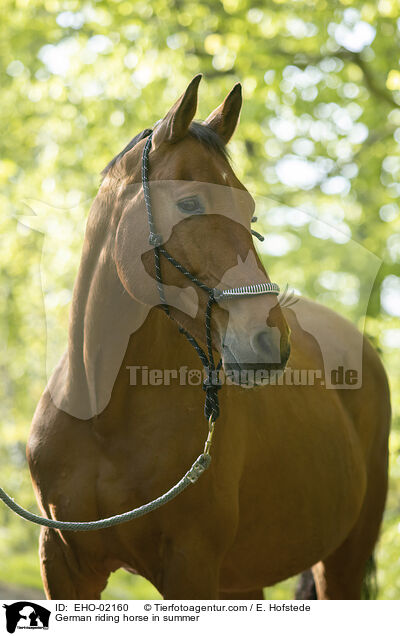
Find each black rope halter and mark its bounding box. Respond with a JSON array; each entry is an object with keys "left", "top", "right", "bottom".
[{"left": 142, "top": 132, "right": 280, "bottom": 424}]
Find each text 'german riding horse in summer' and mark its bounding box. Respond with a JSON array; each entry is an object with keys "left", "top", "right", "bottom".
[{"left": 25, "top": 76, "right": 390, "bottom": 600}]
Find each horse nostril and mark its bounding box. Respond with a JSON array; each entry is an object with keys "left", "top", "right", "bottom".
[{"left": 251, "top": 330, "right": 281, "bottom": 362}]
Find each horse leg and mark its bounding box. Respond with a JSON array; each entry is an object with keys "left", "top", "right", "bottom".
[
  {"left": 39, "top": 527, "right": 110, "bottom": 599},
  {"left": 311, "top": 451, "right": 388, "bottom": 600},
  {"left": 219, "top": 588, "right": 264, "bottom": 599},
  {"left": 160, "top": 538, "right": 222, "bottom": 599}
]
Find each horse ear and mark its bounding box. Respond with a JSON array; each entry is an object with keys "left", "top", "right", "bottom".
[
  {"left": 152, "top": 74, "right": 202, "bottom": 148},
  {"left": 204, "top": 83, "right": 242, "bottom": 144}
]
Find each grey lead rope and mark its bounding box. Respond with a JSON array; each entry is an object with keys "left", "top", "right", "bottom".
[{"left": 0, "top": 453, "right": 211, "bottom": 532}]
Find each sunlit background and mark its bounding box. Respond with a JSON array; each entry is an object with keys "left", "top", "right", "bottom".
[{"left": 1, "top": 0, "right": 399, "bottom": 599}]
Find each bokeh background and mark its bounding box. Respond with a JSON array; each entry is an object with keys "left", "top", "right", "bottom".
[{"left": 1, "top": 0, "right": 399, "bottom": 599}]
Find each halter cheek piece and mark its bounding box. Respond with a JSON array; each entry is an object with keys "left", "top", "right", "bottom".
[{"left": 142, "top": 132, "right": 280, "bottom": 425}]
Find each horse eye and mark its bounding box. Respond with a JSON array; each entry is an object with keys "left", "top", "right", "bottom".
[{"left": 177, "top": 196, "right": 204, "bottom": 215}]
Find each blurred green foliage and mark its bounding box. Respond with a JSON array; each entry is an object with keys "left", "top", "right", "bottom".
[{"left": 0, "top": 0, "right": 399, "bottom": 599}]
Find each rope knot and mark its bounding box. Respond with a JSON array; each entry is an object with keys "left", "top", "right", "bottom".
[
  {"left": 202, "top": 369, "right": 222, "bottom": 392},
  {"left": 149, "top": 232, "right": 163, "bottom": 247},
  {"left": 202, "top": 369, "right": 222, "bottom": 421}
]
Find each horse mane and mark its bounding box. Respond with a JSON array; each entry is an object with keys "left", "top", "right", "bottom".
[{"left": 101, "top": 121, "right": 229, "bottom": 178}]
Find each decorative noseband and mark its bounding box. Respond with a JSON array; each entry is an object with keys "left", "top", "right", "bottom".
[{"left": 213, "top": 282, "right": 280, "bottom": 302}]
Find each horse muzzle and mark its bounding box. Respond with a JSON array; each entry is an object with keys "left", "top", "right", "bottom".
[{"left": 222, "top": 327, "right": 291, "bottom": 387}]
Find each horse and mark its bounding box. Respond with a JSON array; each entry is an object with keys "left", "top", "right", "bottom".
[{"left": 27, "top": 75, "right": 390, "bottom": 600}]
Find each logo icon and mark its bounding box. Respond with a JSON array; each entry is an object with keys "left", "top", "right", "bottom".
[{"left": 3, "top": 602, "right": 50, "bottom": 633}]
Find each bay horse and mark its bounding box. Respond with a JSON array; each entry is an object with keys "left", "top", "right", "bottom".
[{"left": 27, "top": 75, "right": 390, "bottom": 600}]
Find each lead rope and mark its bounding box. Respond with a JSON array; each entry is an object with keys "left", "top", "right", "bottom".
[
  {"left": 0, "top": 133, "right": 219, "bottom": 531},
  {"left": 0, "top": 453, "right": 211, "bottom": 531}
]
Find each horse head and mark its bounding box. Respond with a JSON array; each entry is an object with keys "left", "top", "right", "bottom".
[{"left": 101, "top": 75, "right": 291, "bottom": 386}]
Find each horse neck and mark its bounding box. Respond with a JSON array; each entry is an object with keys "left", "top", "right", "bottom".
[{"left": 48, "top": 197, "right": 150, "bottom": 420}]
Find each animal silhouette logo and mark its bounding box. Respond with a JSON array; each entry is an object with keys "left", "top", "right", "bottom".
[{"left": 3, "top": 602, "right": 50, "bottom": 633}]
